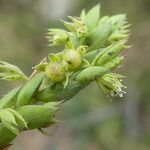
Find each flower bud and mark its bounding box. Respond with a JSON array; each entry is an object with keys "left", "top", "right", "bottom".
[
  {"left": 45, "top": 62, "right": 66, "bottom": 82},
  {"left": 47, "top": 29, "right": 68, "bottom": 46},
  {"left": 103, "top": 56, "right": 124, "bottom": 70},
  {"left": 62, "top": 16, "right": 87, "bottom": 37},
  {"left": 96, "top": 40, "right": 126, "bottom": 66},
  {"left": 97, "top": 73, "right": 126, "bottom": 97},
  {"left": 108, "top": 30, "right": 130, "bottom": 43},
  {"left": 63, "top": 50, "right": 82, "bottom": 70}
]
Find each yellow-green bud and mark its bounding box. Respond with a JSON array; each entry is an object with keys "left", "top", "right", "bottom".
[
  {"left": 63, "top": 50, "right": 82, "bottom": 70},
  {"left": 45, "top": 62, "right": 66, "bottom": 82}
]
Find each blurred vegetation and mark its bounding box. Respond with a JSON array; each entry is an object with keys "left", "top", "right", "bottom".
[{"left": 0, "top": 0, "right": 150, "bottom": 150}]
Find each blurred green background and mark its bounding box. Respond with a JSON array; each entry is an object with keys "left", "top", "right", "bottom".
[{"left": 0, "top": 0, "right": 150, "bottom": 150}]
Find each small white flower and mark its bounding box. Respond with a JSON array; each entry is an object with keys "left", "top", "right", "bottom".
[{"left": 97, "top": 73, "right": 126, "bottom": 98}]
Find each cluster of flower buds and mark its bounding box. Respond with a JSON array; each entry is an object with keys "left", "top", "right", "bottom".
[
  {"left": 44, "top": 4, "right": 130, "bottom": 98},
  {"left": 34, "top": 45, "right": 87, "bottom": 89},
  {"left": 0, "top": 4, "right": 130, "bottom": 98}
]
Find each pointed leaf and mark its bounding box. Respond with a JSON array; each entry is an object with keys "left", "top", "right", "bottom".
[
  {"left": 85, "top": 4, "right": 100, "bottom": 31},
  {"left": 0, "top": 109, "right": 17, "bottom": 126},
  {"left": 80, "top": 9, "right": 86, "bottom": 22},
  {"left": 7, "top": 109, "right": 28, "bottom": 129},
  {"left": 1, "top": 118, "right": 19, "bottom": 135},
  {"left": 0, "top": 86, "right": 21, "bottom": 110},
  {"left": 0, "top": 61, "right": 28, "bottom": 81},
  {"left": 16, "top": 72, "right": 45, "bottom": 107},
  {"left": 76, "top": 66, "right": 108, "bottom": 84},
  {"left": 0, "top": 109, "right": 19, "bottom": 135},
  {"left": 88, "top": 23, "right": 112, "bottom": 51}
]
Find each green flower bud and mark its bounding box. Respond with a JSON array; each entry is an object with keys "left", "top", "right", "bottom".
[
  {"left": 63, "top": 50, "right": 82, "bottom": 70},
  {"left": 108, "top": 30, "right": 130, "bottom": 43},
  {"left": 45, "top": 62, "right": 66, "bottom": 82},
  {"left": 103, "top": 56, "right": 124, "bottom": 70},
  {"left": 62, "top": 16, "right": 87, "bottom": 37},
  {"left": 96, "top": 40, "right": 126, "bottom": 66},
  {"left": 47, "top": 29, "right": 68, "bottom": 46},
  {"left": 97, "top": 73, "right": 126, "bottom": 97}
]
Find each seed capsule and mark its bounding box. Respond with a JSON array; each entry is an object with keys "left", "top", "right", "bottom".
[
  {"left": 45, "top": 62, "right": 66, "bottom": 82},
  {"left": 63, "top": 50, "right": 82, "bottom": 70}
]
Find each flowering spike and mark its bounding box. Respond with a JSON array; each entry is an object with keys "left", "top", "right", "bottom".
[{"left": 0, "top": 4, "right": 131, "bottom": 148}]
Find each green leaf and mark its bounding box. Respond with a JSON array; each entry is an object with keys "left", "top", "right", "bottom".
[
  {"left": 91, "top": 46, "right": 111, "bottom": 66},
  {"left": 98, "top": 16, "right": 109, "bottom": 25},
  {"left": 0, "top": 109, "right": 19, "bottom": 135},
  {"left": 16, "top": 102, "right": 59, "bottom": 129},
  {"left": 63, "top": 72, "right": 72, "bottom": 89},
  {"left": 1, "top": 118, "right": 19, "bottom": 135},
  {"left": 83, "top": 48, "right": 102, "bottom": 63},
  {"left": 82, "top": 59, "right": 91, "bottom": 68},
  {"left": 80, "top": 9, "right": 86, "bottom": 22},
  {"left": 0, "top": 86, "right": 21, "bottom": 110},
  {"left": 85, "top": 4, "right": 100, "bottom": 31},
  {"left": 44, "top": 101, "right": 62, "bottom": 110},
  {"left": 109, "top": 14, "right": 127, "bottom": 31},
  {"left": 76, "top": 66, "right": 108, "bottom": 84},
  {"left": 103, "top": 56, "right": 124, "bottom": 70},
  {"left": 16, "top": 72, "right": 45, "bottom": 107},
  {"left": 0, "top": 109, "right": 17, "bottom": 125},
  {"left": 7, "top": 109, "right": 28, "bottom": 129},
  {"left": 0, "top": 73, "right": 22, "bottom": 81},
  {"left": 88, "top": 23, "right": 112, "bottom": 51},
  {"left": 0, "top": 61, "right": 28, "bottom": 81},
  {"left": 41, "top": 77, "right": 54, "bottom": 88},
  {"left": 96, "top": 40, "right": 126, "bottom": 66}
]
